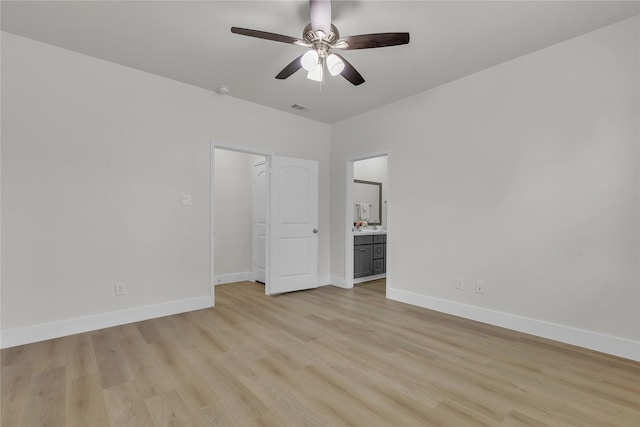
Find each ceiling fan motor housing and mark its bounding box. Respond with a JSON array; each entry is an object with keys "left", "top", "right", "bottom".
[{"left": 303, "top": 23, "right": 340, "bottom": 57}]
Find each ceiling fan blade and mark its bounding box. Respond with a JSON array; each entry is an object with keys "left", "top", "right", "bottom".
[
  {"left": 333, "top": 54, "right": 365, "bottom": 86},
  {"left": 275, "top": 55, "right": 304, "bottom": 80},
  {"left": 231, "top": 27, "right": 307, "bottom": 46},
  {"left": 309, "top": 0, "right": 331, "bottom": 35},
  {"left": 336, "top": 32, "right": 410, "bottom": 50}
]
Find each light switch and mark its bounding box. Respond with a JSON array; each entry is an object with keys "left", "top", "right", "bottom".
[{"left": 180, "top": 194, "right": 192, "bottom": 206}]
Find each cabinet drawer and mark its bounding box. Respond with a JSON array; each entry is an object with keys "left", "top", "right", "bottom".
[
  {"left": 373, "top": 234, "right": 386, "bottom": 244},
  {"left": 373, "top": 244, "right": 385, "bottom": 259},
  {"left": 354, "top": 235, "right": 374, "bottom": 245},
  {"left": 373, "top": 259, "right": 385, "bottom": 275}
]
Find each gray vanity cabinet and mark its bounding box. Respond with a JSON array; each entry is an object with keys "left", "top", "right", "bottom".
[
  {"left": 354, "top": 235, "right": 373, "bottom": 278},
  {"left": 354, "top": 234, "right": 386, "bottom": 278}
]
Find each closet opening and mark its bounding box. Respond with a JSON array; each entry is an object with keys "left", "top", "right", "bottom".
[{"left": 211, "top": 147, "right": 267, "bottom": 292}]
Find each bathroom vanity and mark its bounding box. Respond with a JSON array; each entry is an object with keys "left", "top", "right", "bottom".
[
  {"left": 354, "top": 232, "right": 386, "bottom": 280},
  {"left": 352, "top": 174, "right": 387, "bottom": 282}
]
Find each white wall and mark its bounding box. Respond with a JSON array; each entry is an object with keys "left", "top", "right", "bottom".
[
  {"left": 2, "top": 17, "right": 638, "bottom": 359},
  {"left": 0, "top": 32, "right": 330, "bottom": 345},
  {"left": 354, "top": 156, "right": 388, "bottom": 226},
  {"left": 331, "top": 17, "right": 640, "bottom": 358},
  {"left": 213, "top": 149, "right": 264, "bottom": 282}
]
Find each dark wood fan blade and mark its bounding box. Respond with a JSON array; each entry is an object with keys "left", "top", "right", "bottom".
[
  {"left": 231, "top": 27, "right": 306, "bottom": 45},
  {"left": 333, "top": 54, "right": 365, "bottom": 86},
  {"left": 337, "top": 32, "right": 410, "bottom": 50},
  {"left": 275, "top": 55, "right": 304, "bottom": 80}
]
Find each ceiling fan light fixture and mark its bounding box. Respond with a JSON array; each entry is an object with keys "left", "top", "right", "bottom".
[
  {"left": 231, "top": 0, "right": 410, "bottom": 87},
  {"left": 326, "top": 54, "right": 344, "bottom": 76},
  {"left": 301, "top": 50, "right": 319, "bottom": 71},
  {"left": 307, "top": 64, "right": 324, "bottom": 82}
]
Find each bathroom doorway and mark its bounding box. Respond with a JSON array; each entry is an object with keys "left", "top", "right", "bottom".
[{"left": 346, "top": 153, "right": 391, "bottom": 294}]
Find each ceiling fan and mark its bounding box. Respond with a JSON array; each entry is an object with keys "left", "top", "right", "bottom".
[{"left": 230, "top": 0, "right": 409, "bottom": 86}]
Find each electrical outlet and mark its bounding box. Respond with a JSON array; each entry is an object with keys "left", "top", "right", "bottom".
[
  {"left": 476, "top": 281, "right": 484, "bottom": 293},
  {"left": 455, "top": 277, "right": 464, "bottom": 290},
  {"left": 115, "top": 282, "right": 126, "bottom": 296}
]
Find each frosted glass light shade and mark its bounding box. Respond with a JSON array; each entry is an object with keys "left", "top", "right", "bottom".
[
  {"left": 307, "top": 65, "right": 323, "bottom": 82},
  {"left": 301, "top": 50, "right": 319, "bottom": 71},
  {"left": 326, "top": 54, "right": 345, "bottom": 76}
]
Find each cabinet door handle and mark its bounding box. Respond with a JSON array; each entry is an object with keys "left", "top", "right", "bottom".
[{"left": 360, "top": 248, "right": 365, "bottom": 252}]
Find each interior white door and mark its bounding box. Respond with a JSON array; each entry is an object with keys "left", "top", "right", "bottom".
[
  {"left": 252, "top": 161, "right": 267, "bottom": 283},
  {"left": 269, "top": 155, "right": 319, "bottom": 294}
]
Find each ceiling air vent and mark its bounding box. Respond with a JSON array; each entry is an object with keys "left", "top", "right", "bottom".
[{"left": 290, "top": 104, "right": 310, "bottom": 112}]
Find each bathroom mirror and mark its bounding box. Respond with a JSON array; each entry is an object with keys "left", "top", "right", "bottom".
[{"left": 353, "top": 180, "right": 382, "bottom": 225}]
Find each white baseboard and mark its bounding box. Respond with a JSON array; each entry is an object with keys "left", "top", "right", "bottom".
[
  {"left": 329, "top": 274, "right": 387, "bottom": 289},
  {"left": 1, "top": 295, "right": 212, "bottom": 349},
  {"left": 216, "top": 273, "right": 334, "bottom": 288},
  {"left": 354, "top": 273, "right": 386, "bottom": 285},
  {"left": 328, "top": 276, "right": 351, "bottom": 289},
  {"left": 215, "top": 272, "right": 253, "bottom": 285},
  {"left": 387, "top": 287, "right": 640, "bottom": 362},
  {"left": 317, "top": 275, "right": 332, "bottom": 287}
]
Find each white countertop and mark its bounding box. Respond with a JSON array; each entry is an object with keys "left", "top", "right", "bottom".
[{"left": 353, "top": 229, "right": 386, "bottom": 236}]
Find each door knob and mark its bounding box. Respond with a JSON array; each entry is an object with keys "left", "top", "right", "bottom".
[{"left": 313, "top": 229, "right": 318, "bottom": 234}]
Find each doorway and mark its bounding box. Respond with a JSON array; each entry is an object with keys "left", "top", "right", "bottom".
[
  {"left": 210, "top": 143, "right": 320, "bottom": 301},
  {"left": 212, "top": 148, "right": 267, "bottom": 289},
  {"left": 345, "top": 153, "right": 391, "bottom": 294}
]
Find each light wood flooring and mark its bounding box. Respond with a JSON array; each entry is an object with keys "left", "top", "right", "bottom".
[{"left": 2, "top": 279, "right": 639, "bottom": 426}]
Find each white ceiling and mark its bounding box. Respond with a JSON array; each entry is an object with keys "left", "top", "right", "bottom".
[{"left": 2, "top": 1, "right": 639, "bottom": 123}]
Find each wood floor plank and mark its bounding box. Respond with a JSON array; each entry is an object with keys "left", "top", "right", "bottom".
[
  {"left": 295, "top": 362, "right": 429, "bottom": 426},
  {"left": 2, "top": 337, "right": 66, "bottom": 373},
  {"left": 66, "top": 373, "right": 110, "bottom": 427},
  {"left": 145, "top": 390, "right": 202, "bottom": 427},
  {"left": 65, "top": 332, "right": 99, "bottom": 380},
  {"left": 170, "top": 312, "right": 228, "bottom": 356},
  {"left": 1, "top": 279, "right": 639, "bottom": 426},
  {"left": 233, "top": 357, "right": 331, "bottom": 427},
  {"left": 149, "top": 339, "right": 219, "bottom": 411},
  {"left": 102, "top": 381, "right": 155, "bottom": 427},
  {"left": 118, "top": 334, "right": 176, "bottom": 400},
  {"left": 92, "top": 330, "right": 133, "bottom": 389},
  {"left": 21, "top": 366, "right": 66, "bottom": 427},
  {"left": 0, "top": 361, "right": 35, "bottom": 427},
  {"left": 191, "top": 357, "right": 272, "bottom": 421},
  {"left": 137, "top": 317, "right": 173, "bottom": 344},
  {"left": 503, "top": 410, "right": 552, "bottom": 427}
]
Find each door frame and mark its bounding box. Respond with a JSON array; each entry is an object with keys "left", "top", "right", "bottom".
[
  {"left": 210, "top": 141, "right": 273, "bottom": 304},
  {"left": 252, "top": 160, "right": 268, "bottom": 284},
  {"left": 345, "top": 151, "right": 392, "bottom": 294}
]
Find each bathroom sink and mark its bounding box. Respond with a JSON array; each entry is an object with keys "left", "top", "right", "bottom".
[{"left": 353, "top": 228, "right": 386, "bottom": 234}]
